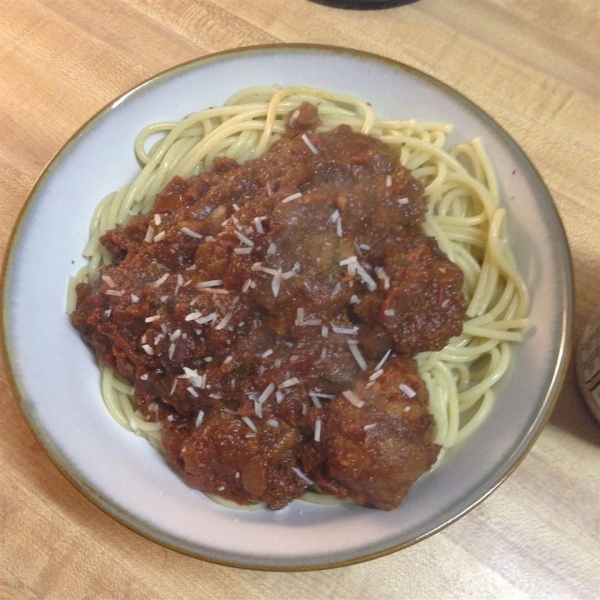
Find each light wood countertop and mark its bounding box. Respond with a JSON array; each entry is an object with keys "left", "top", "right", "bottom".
[{"left": 1, "top": 1, "right": 598, "bottom": 598}]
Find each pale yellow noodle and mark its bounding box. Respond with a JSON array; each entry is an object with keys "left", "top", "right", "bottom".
[
  {"left": 456, "top": 389, "right": 494, "bottom": 443},
  {"left": 69, "top": 86, "right": 529, "bottom": 509}
]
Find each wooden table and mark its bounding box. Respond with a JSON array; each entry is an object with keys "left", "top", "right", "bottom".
[{"left": 1, "top": 1, "right": 598, "bottom": 598}]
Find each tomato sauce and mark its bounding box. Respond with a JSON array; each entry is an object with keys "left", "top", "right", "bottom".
[{"left": 73, "top": 108, "right": 465, "bottom": 509}]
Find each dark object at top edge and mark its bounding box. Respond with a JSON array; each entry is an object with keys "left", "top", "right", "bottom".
[{"left": 310, "top": 0, "right": 420, "bottom": 11}]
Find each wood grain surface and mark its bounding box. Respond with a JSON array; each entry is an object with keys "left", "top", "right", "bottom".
[{"left": 1, "top": 1, "right": 598, "bottom": 598}]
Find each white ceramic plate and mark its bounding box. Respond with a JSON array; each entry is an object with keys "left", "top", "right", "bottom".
[{"left": 1, "top": 45, "right": 572, "bottom": 570}]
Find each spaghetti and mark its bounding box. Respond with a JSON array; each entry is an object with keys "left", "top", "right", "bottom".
[{"left": 68, "top": 86, "right": 529, "bottom": 504}]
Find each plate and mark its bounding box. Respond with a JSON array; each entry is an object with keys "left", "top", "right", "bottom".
[{"left": 1, "top": 45, "right": 572, "bottom": 570}]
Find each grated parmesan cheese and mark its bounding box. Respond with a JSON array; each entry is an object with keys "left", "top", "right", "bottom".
[
  {"left": 195, "top": 312, "right": 217, "bottom": 325},
  {"left": 234, "top": 230, "right": 253, "bottom": 247},
  {"left": 369, "top": 369, "right": 384, "bottom": 381},
  {"left": 399, "top": 384, "right": 416, "bottom": 398},
  {"left": 271, "top": 268, "right": 282, "bottom": 297},
  {"left": 257, "top": 382, "right": 275, "bottom": 404},
  {"left": 279, "top": 377, "right": 300, "bottom": 389},
  {"left": 342, "top": 390, "right": 365, "bottom": 408},
  {"left": 242, "top": 416, "right": 258, "bottom": 434},
  {"left": 196, "top": 280, "right": 223, "bottom": 288},
  {"left": 303, "top": 318, "right": 322, "bottom": 326},
  {"left": 314, "top": 418, "right": 322, "bottom": 442},
  {"left": 331, "top": 324, "right": 358, "bottom": 335},
  {"left": 309, "top": 393, "right": 322, "bottom": 408},
  {"left": 291, "top": 466, "right": 313, "bottom": 485},
  {"left": 347, "top": 341, "right": 367, "bottom": 371},
  {"left": 254, "top": 401, "right": 263, "bottom": 419},
  {"left": 374, "top": 349, "right": 392, "bottom": 372},
  {"left": 185, "top": 312, "right": 203, "bottom": 321},
  {"left": 339, "top": 256, "right": 357, "bottom": 267},
  {"left": 151, "top": 273, "right": 169, "bottom": 288},
  {"left": 281, "top": 192, "right": 303, "bottom": 204},
  {"left": 215, "top": 312, "right": 233, "bottom": 330},
  {"left": 355, "top": 263, "right": 377, "bottom": 291},
  {"left": 301, "top": 134, "right": 318, "bottom": 154},
  {"left": 181, "top": 227, "right": 203, "bottom": 239}
]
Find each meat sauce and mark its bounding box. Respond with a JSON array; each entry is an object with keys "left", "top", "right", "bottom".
[{"left": 73, "top": 104, "right": 466, "bottom": 510}]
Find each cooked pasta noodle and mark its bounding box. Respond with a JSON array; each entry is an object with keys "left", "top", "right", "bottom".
[{"left": 68, "top": 85, "right": 529, "bottom": 501}]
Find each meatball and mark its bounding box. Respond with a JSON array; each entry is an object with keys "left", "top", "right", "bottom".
[{"left": 307, "top": 357, "right": 440, "bottom": 510}]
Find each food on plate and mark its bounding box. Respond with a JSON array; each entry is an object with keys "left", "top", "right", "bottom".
[{"left": 69, "top": 87, "right": 529, "bottom": 510}]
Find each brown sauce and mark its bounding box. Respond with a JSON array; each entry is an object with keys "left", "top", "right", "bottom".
[{"left": 73, "top": 107, "right": 465, "bottom": 510}]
